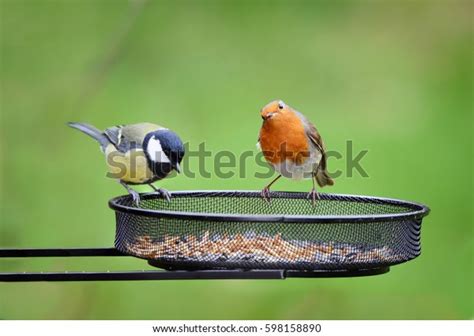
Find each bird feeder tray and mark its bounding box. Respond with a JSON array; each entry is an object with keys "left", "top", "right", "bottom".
[{"left": 110, "top": 191, "right": 429, "bottom": 271}]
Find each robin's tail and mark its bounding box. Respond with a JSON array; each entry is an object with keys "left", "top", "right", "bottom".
[{"left": 316, "top": 169, "right": 334, "bottom": 187}]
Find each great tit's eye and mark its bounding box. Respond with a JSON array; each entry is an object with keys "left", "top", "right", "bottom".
[{"left": 278, "top": 101, "right": 285, "bottom": 109}]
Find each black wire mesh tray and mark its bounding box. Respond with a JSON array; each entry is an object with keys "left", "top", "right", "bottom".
[{"left": 109, "top": 191, "right": 429, "bottom": 271}]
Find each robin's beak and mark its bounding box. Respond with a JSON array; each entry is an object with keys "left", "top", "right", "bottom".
[
  {"left": 262, "top": 112, "right": 275, "bottom": 121},
  {"left": 174, "top": 162, "right": 181, "bottom": 174}
]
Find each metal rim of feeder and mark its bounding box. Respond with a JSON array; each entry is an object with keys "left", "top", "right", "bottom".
[{"left": 109, "top": 190, "right": 430, "bottom": 223}]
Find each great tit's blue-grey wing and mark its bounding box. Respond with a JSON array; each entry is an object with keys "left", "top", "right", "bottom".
[
  {"left": 103, "top": 125, "right": 123, "bottom": 149},
  {"left": 104, "top": 123, "right": 163, "bottom": 153}
]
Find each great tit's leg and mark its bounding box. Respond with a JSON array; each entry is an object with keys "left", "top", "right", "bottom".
[
  {"left": 148, "top": 184, "right": 159, "bottom": 192},
  {"left": 119, "top": 180, "right": 141, "bottom": 206},
  {"left": 306, "top": 174, "right": 320, "bottom": 205},
  {"left": 148, "top": 184, "right": 171, "bottom": 202},
  {"left": 261, "top": 174, "right": 282, "bottom": 203}
]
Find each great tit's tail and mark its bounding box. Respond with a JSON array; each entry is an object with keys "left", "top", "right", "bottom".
[{"left": 68, "top": 122, "right": 110, "bottom": 150}]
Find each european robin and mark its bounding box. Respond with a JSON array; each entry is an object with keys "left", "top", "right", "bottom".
[{"left": 257, "top": 100, "right": 334, "bottom": 203}]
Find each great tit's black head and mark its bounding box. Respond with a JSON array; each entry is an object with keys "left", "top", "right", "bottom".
[{"left": 144, "top": 129, "right": 185, "bottom": 175}]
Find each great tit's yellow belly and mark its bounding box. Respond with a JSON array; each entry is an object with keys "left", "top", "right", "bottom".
[{"left": 104, "top": 144, "right": 154, "bottom": 184}]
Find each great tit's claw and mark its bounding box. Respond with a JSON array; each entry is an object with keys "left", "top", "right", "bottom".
[
  {"left": 158, "top": 188, "right": 172, "bottom": 203},
  {"left": 120, "top": 181, "right": 141, "bottom": 206},
  {"left": 150, "top": 184, "right": 171, "bottom": 202},
  {"left": 129, "top": 189, "right": 141, "bottom": 206}
]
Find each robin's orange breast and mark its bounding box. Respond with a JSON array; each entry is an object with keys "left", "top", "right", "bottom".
[{"left": 259, "top": 112, "right": 310, "bottom": 165}]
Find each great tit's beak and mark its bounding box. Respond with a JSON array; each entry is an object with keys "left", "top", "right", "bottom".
[{"left": 174, "top": 162, "right": 181, "bottom": 174}]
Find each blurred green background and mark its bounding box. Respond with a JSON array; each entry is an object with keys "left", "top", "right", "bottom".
[{"left": 1, "top": 0, "right": 472, "bottom": 319}]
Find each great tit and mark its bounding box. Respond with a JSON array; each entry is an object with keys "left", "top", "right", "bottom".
[{"left": 68, "top": 122, "right": 185, "bottom": 204}]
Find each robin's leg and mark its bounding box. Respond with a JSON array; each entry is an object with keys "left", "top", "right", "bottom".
[
  {"left": 149, "top": 184, "right": 171, "bottom": 202},
  {"left": 307, "top": 174, "right": 320, "bottom": 205},
  {"left": 119, "top": 180, "right": 141, "bottom": 206},
  {"left": 261, "top": 174, "right": 282, "bottom": 203}
]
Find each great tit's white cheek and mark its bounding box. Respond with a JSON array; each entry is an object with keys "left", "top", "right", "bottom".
[{"left": 146, "top": 137, "right": 171, "bottom": 163}]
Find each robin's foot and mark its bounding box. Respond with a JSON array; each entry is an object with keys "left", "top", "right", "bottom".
[
  {"left": 307, "top": 188, "right": 320, "bottom": 205},
  {"left": 261, "top": 187, "right": 271, "bottom": 203},
  {"left": 149, "top": 184, "right": 171, "bottom": 202}
]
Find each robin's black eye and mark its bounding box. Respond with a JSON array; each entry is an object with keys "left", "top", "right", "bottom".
[{"left": 278, "top": 103, "right": 284, "bottom": 109}]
